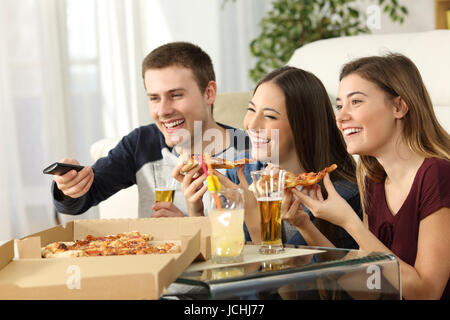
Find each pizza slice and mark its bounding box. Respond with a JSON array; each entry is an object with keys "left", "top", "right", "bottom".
[
  {"left": 288, "top": 164, "right": 337, "bottom": 188},
  {"left": 179, "top": 153, "right": 256, "bottom": 174},
  {"left": 249, "top": 163, "right": 338, "bottom": 192}
]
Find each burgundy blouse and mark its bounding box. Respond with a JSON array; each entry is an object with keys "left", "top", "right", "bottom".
[{"left": 366, "top": 158, "right": 450, "bottom": 300}]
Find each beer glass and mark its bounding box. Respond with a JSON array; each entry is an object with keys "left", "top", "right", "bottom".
[
  {"left": 250, "top": 168, "right": 286, "bottom": 254},
  {"left": 208, "top": 188, "right": 245, "bottom": 264},
  {"left": 152, "top": 163, "right": 177, "bottom": 203}
]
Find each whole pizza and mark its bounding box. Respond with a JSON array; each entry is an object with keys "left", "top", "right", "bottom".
[{"left": 41, "top": 231, "right": 181, "bottom": 258}]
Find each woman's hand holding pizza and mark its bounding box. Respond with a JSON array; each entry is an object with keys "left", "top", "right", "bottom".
[
  {"left": 291, "top": 173, "right": 357, "bottom": 229},
  {"left": 281, "top": 188, "right": 313, "bottom": 229}
]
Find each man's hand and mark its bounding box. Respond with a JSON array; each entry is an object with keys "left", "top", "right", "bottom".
[
  {"left": 53, "top": 158, "right": 94, "bottom": 198},
  {"left": 151, "top": 202, "right": 185, "bottom": 218}
]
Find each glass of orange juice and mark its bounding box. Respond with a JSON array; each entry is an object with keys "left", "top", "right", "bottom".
[{"left": 208, "top": 188, "right": 245, "bottom": 264}]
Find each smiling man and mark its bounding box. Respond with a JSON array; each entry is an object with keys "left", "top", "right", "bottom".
[
  {"left": 143, "top": 44, "right": 230, "bottom": 155},
  {"left": 51, "top": 42, "right": 248, "bottom": 218}
]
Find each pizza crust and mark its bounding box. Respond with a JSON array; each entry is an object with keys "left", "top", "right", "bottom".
[
  {"left": 42, "top": 249, "right": 84, "bottom": 258},
  {"left": 167, "top": 244, "right": 181, "bottom": 253}
]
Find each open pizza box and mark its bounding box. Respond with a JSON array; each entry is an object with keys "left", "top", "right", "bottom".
[{"left": 0, "top": 217, "right": 211, "bottom": 299}]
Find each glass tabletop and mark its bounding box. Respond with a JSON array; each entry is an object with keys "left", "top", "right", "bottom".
[{"left": 171, "top": 244, "right": 401, "bottom": 300}]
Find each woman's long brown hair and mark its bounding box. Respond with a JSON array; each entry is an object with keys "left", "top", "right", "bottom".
[
  {"left": 255, "top": 66, "right": 358, "bottom": 243},
  {"left": 339, "top": 53, "right": 450, "bottom": 213}
]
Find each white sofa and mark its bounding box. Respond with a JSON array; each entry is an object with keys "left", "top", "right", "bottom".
[
  {"left": 91, "top": 30, "right": 450, "bottom": 219},
  {"left": 287, "top": 30, "right": 450, "bottom": 133}
]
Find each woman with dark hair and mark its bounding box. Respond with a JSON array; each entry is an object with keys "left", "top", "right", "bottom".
[
  {"left": 229, "top": 66, "right": 362, "bottom": 248},
  {"left": 293, "top": 53, "right": 450, "bottom": 299},
  {"left": 176, "top": 66, "right": 362, "bottom": 248}
]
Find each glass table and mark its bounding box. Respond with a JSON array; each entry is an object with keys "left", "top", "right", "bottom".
[{"left": 169, "top": 244, "right": 401, "bottom": 300}]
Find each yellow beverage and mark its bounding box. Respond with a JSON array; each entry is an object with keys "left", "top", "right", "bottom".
[
  {"left": 209, "top": 209, "right": 245, "bottom": 260},
  {"left": 257, "top": 197, "right": 282, "bottom": 246},
  {"left": 155, "top": 189, "right": 175, "bottom": 203},
  {"left": 211, "top": 267, "right": 244, "bottom": 280},
  {"left": 260, "top": 260, "right": 284, "bottom": 272}
]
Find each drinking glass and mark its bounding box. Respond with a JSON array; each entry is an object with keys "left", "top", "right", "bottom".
[
  {"left": 152, "top": 163, "right": 177, "bottom": 203},
  {"left": 208, "top": 188, "right": 245, "bottom": 264},
  {"left": 250, "top": 168, "right": 286, "bottom": 254}
]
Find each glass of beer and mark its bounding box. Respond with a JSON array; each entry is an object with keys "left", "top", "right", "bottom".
[
  {"left": 152, "top": 163, "right": 177, "bottom": 203},
  {"left": 250, "top": 168, "right": 286, "bottom": 254},
  {"left": 208, "top": 188, "right": 245, "bottom": 264}
]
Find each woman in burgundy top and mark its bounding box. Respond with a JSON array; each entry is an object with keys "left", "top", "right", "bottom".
[{"left": 290, "top": 53, "right": 450, "bottom": 299}]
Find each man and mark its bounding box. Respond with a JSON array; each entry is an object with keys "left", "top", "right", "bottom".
[{"left": 52, "top": 42, "right": 248, "bottom": 218}]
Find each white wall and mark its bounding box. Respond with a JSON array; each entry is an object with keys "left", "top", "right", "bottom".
[
  {"left": 141, "top": 0, "right": 270, "bottom": 93},
  {"left": 358, "top": 0, "right": 435, "bottom": 34}
]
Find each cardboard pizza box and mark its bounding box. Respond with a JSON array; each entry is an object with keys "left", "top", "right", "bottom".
[{"left": 0, "top": 217, "right": 211, "bottom": 299}]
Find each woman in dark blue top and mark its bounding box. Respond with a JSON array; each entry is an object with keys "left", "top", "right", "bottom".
[
  {"left": 176, "top": 66, "right": 361, "bottom": 249},
  {"left": 224, "top": 66, "right": 362, "bottom": 249}
]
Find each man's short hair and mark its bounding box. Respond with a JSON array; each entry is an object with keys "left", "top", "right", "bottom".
[{"left": 142, "top": 42, "right": 216, "bottom": 95}]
